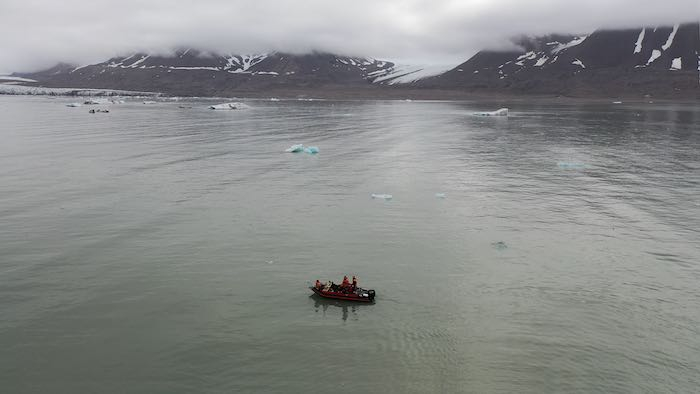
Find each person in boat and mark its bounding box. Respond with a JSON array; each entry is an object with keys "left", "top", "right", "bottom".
[
  {"left": 342, "top": 276, "right": 350, "bottom": 289},
  {"left": 352, "top": 276, "right": 357, "bottom": 291},
  {"left": 315, "top": 280, "right": 321, "bottom": 289}
]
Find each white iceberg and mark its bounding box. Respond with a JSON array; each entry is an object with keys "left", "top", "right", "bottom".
[
  {"left": 435, "top": 193, "right": 446, "bottom": 199},
  {"left": 66, "top": 103, "right": 82, "bottom": 107},
  {"left": 473, "top": 108, "right": 508, "bottom": 117},
  {"left": 303, "top": 146, "right": 319, "bottom": 154},
  {"left": 371, "top": 194, "right": 393, "bottom": 200},
  {"left": 209, "top": 102, "right": 246, "bottom": 110},
  {"left": 285, "top": 144, "right": 304, "bottom": 153}
]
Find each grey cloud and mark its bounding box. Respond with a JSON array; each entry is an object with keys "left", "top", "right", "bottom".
[{"left": 1, "top": 0, "right": 698, "bottom": 73}]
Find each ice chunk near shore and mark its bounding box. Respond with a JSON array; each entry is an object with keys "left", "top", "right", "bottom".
[
  {"left": 303, "top": 146, "right": 319, "bottom": 154},
  {"left": 371, "top": 194, "right": 393, "bottom": 200},
  {"left": 66, "top": 103, "right": 82, "bottom": 107},
  {"left": 474, "top": 108, "right": 508, "bottom": 117},
  {"left": 209, "top": 102, "right": 246, "bottom": 110},
  {"left": 285, "top": 144, "right": 304, "bottom": 153}
]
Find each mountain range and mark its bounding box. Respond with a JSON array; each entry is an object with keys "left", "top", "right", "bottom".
[{"left": 7, "top": 22, "right": 700, "bottom": 99}]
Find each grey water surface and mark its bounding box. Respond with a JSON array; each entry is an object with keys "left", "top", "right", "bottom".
[{"left": 1, "top": 96, "right": 699, "bottom": 393}]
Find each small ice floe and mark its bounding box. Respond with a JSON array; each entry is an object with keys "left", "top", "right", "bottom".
[
  {"left": 435, "top": 193, "right": 446, "bottom": 199},
  {"left": 142, "top": 100, "right": 157, "bottom": 104},
  {"left": 557, "top": 161, "right": 586, "bottom": 169},
  {"left": 285, "top": 144, "right": 319, "bottom": 154},
  {"left": 110, "top": 99, "right": 125, "bottom": 104},
  {"left": 473, "top": 108, "right": 508, "bottom": 117},
  {"left": 492, "top": 241, "right": 508, "bottom": 250},
  {"left": 612, "top": 101, "right": 623, "bottom": 104},
  {"left": 89, "top": 109, "right": 109, "bottom": 114},
  {"left": 371, "top": 194, "right": 393, "bottom": 200},
  {"left": 66, "top": 103, "right": 82, "bottom": 107},
  {"left": 209, "top": 102, "right": 245, "bottom": 110},
  {"left": 269, "top": 98, "right": 280, "bottom": 101},
  {"left": 285, "top": 144, "right": 304, "bottom": 153},
  {"left": 83, "top": 99, "right": 105, "bottom": 105}
]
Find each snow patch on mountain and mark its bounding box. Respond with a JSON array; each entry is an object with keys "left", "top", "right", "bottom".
[
  {"left": 371, "top": 64, "right": 451, "bottom": 84},
  {"left": 661, "top": 24, "right": 680, "bottom": 51},
  {"left": 0, "top": 75, "right": 37, "bottom": 82},
  {"left": 225, "top": 54, "right": 268, "bottom": 72},
  {"left": 647, "top": 50, "right": 662, "bottom": 65},
  {"left": 670, "top": 57, "right": 682, "bottom": 70},
  {"left": 517, "top": 52, "right": 538, "bottom": 61},
  {"left": 534, "top": 56, "right": 549, "bottom": 67},
  {"left": 551, "top": 36, "right": 587, "bottom": 54},
  {"left": 634, "top": 29, "right": 646, "bottom": 54},
  {"left": 128, "top": 55, "right": 150, "bottom": 68},
  {"left": 572, "top": 59, "right": 586, "bottom": 68}
]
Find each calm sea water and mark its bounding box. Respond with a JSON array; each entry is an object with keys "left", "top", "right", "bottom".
[{"left": 1, "top": 96, "right": 699, "bottom": 393}]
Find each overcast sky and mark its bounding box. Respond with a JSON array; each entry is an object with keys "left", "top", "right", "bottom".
[{"left": 1, "top": 0, "right": 698, "bottom": 73}]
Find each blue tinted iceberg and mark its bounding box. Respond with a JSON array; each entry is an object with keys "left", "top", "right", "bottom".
[
  {"left": 303, "top": 146, "right": 319, "bottom": 154},
  {"left": 557, "top": 161, "right": 586, "bottom": 169},
  {"left": 285, "top": 144, "right": 304, "bottom": 153}
]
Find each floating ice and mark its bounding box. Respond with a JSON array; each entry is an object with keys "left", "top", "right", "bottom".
[
  {"left": 142, "top": 100, "right": 157, "bottom": 104},
  {"left": 612, "top": 101, "right": 623, "bottom": 104},
  {"left": 66, "top": 103, "right": 82, "bottom": 107},
  {"left": 492, "top": 241, "right": 508, "bottom": 250},
  {"left": 209, "top": 102, "right": 245, "bottom": 110},
  {"left": 303, "top": 146, "right": 319, "bottom": 154},
  {"left": 474, "top": 108, "right": 508, "bottom": 117},
  {"left": 557, "top": 161, "right": 586, "bottom": 169},
  {"left": 371, "top": 194, "right": 393, "bottom": 200},
  {"left": 83, "top": 99, "right": 105, "bottom": 105},
  {"left": 285, "top": 144, "right": 304, "bottom": 153},
  {"left": 435, "top": 193, "right": 446, "bottom": 199}
]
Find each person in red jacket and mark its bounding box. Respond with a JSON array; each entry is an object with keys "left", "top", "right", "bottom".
[
  {"left": 341, "top": 275, "right": 350, "bottom": 289},
  {"left": 315, "top": 279, "right": 321, "bottom": 289}
]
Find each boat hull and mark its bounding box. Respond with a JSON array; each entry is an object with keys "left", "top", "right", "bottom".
[{"left": 310, "top": 286, "right": 375, "bottom": 303}]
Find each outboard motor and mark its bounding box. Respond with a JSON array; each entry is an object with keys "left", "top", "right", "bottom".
[{"left": 368, "top": 290, "right": 376, "bottom": 300}]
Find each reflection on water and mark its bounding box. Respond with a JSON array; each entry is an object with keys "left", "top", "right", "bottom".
[{"left": 310, "top": 294, "right": 372, "bottom": 321}]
